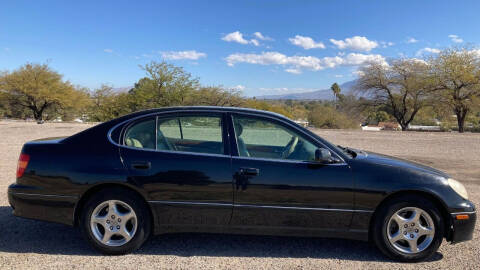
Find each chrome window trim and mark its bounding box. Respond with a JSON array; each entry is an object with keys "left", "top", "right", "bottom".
[
  {"left": 109, "top": 110, "right": 227, "bottom": 157},
  {"left": 106, "top": 108, "right": 348, "bottom": 163},
  {"left": 148, "top": 200, "right": 373, "bottom": 213}
]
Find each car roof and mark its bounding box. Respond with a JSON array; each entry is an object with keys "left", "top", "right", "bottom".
[
  {"left": 63, "top": 106, "right": 292, "bottom": 145},
  {"left": 123, "top": 106, "right": 290, "bottom": 120}
]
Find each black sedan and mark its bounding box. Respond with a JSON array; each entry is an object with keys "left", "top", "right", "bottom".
[{"left": 8, "top": 106, "right": 476, "bottom": 262}]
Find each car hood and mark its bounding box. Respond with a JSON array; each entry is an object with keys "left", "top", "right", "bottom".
[{"left": 353, "top": 150, "right": 449, "bottom": 178}]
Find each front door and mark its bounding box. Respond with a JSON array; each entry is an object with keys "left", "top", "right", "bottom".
[
  {"left": 119, "top": 112, "right": 233, "bottom": 230},
  {"left": 228, "top": 113, "right": 354, "bottom": 232}
]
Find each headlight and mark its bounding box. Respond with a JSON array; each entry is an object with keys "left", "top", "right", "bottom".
[{"left": 448, "top": 178, "right": 468, "bottom": 199}]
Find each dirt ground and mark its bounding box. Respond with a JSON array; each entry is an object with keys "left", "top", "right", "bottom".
[{"left": 0, "top": 121, "right": 478, "bottom": 269}]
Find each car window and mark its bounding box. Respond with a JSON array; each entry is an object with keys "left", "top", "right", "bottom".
[
  {"left": 157, "top": 115, "right": 224, "bottom": 154},
  {"left": 124, "top": 118, "right": 156, "bottom": 150},
  {"left": 233, "top": 115, "right": 316, "bottom": 161}
]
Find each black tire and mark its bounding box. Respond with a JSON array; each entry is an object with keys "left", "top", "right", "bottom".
[
  {"left": 79, "top": 187, "right": 152, "bottom": 255},
  {"left": 373, "top": 194, "right": 444, "bottom": 262}
]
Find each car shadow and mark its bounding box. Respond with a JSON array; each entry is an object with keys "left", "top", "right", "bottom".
[{"left": 0, "top": 206, "right": 443, "bottom": 262}]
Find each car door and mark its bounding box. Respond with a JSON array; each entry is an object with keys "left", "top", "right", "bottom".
[
  {"left": 119, "top": 112, "right": 233, "bottom": 230},
  {"left": 228, "top": 113, "right": 354, "bottom": 232}
]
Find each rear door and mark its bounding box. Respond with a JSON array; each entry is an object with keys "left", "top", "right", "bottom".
[{"left": 119, "top": 112, "right": 233, "bottom": 230}]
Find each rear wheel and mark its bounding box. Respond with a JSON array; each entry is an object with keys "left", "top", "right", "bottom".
[
  {"left": 373, "top": 195, "right": 444, "bottom": 262},
  {"left": 80, "top": 188, "right": 151, "bottom": 255}
]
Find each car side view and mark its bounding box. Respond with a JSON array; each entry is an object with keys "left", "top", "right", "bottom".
[{"left": 8, "top": 106, "right": 476, "bottom": 262}]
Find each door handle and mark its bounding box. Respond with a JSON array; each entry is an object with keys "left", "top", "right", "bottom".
[
  {"left": 239, "top": 167, "right": 259, "bottom": 176},
  {"left": 131, "top": 161, "right": 151, "bottom": 170}
]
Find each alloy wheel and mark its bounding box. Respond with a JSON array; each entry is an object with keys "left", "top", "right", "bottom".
[
  {"left": 386, "top": 207, "right": 435, "bottom": 254},
  {"left": 90, "top": 200, "right": 138, "bottom": 247}
]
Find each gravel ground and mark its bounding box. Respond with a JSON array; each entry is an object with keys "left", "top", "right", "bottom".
[{"left": 0, "top": 121, "right": 479, "bottom": 269}]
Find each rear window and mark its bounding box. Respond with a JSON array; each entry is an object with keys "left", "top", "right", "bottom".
[{"left": 124, "top": 118, "right": 156, "bottom": 150}]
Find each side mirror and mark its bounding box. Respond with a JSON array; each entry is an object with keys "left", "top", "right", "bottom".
[{"left": 315, "top": 148, "right": 332, "bottom": 163}]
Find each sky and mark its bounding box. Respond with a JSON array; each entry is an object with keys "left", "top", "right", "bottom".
[{"left": 1, "top": 0, "right": 480, "bottom": 96}]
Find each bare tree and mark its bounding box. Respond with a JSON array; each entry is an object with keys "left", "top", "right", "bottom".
[{"left": 355, "top": 59, "right": 434, "bottom": 131}]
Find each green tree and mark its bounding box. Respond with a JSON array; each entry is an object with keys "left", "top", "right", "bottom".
[
  {"left": 88, "top": 85, "right": 131, "bottom": 121},
  {"left": 0, "top": 63, "right": 88, "bottom": 121},
  {"left": 129, "top": 61, "right": 200, "bottom": 109},
  {"left": 187, "top": 86, "right": 244, "bottom": 106},
  {"left": 243, "top": 99, "right": 293, "bottom": 118},
  {"left": 430, "top": 48, "right": 480, "bottom": 132},
  {"left": 355, "top": 59, "right": 435, "bottom": 131},
  {"left": 330, "top": 82, "right": 341, "bottom": 109},
  {"left": 308, "top": 105, "right": 358, "bottom": 129}
]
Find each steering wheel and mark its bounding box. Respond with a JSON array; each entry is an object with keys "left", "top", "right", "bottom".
[{"left": 281, "top": 136, "right": 298, "bottom": 159}]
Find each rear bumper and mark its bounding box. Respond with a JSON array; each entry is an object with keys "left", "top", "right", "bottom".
[
  {"left": 8, "top": 184, "right": 77, "bottom": 226},
  {"left": 449, "top": 211, "right": 476, "bottom": 243}
]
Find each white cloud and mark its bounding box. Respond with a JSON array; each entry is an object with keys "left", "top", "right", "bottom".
[
  {"left": 222, "top": 31, "right": 249, "bottom": 44},
  {"left": 225, "top": 51, "right": 387, "bottom": 74},
  {"left": 471, "top": 49, "right": 480, "bottom": 57},
  {"left": 161, "top": 50, "right": 207, "bottom": 60},
  {"left": 103, "top": 49, "right": 113, "bottom": 53},
  {"left": 250, "top": 39, "right": 260, "bottom": 46},
  {"left": 222, "top": 31, "right": 266, "bottom": 46},
  {"left": 232, "top": 85, "right": 245, "bottom": 91},
  {"left": 448, "top": 34, "right": 463, "bottom": 43},
  {"left": 253, "top": 32, "right": 273, "bottom": 41},
  {"left": 285, "top": 68, "right": 302, "bottom": 74},
  {"left": 380, "top": 41, "right": 394, "bottom": 48},
  {"left": 329, "top": 36, "right": 378, "bottom": 51},
  {"left": 352, "top": 70, "right": 365, "bottom": 77},
  {"left": 406, "top": 37, "right": 418, "bottom": 44},
  {"left": 409, "top": 58, "right": 428, "bottom": 65},
  {"left": 335, "top": 74, "right": 344, "bottom": 78},
  {"left": 416, "top": 47, "right": 441, "bottom": 56},
  {"left": 257, "top": 87, "right": 317, "bottom": 94},
  {"left": 289, "top": 35, "right": 325, "bottom": 50}
]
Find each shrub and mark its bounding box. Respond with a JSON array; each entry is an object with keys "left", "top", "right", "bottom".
[{"left": 308, "top": 105, "right": 359, "bottom": 129}]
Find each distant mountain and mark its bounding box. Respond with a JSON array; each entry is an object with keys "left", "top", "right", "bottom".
[{"left": 256, "top": 80, "right": 357, "bottom": 100}]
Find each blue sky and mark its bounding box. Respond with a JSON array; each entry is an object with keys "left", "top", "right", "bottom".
[{"left": 1, "top": 0, "right": 479, "bottom": 96}]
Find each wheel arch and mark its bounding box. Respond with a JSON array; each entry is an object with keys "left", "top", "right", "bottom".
[
  {"left": 368, "top": 189, "right": 451, "bottom": 242},
  {"left": 73, "top": 183, "right": 156, "bottom": 232}
]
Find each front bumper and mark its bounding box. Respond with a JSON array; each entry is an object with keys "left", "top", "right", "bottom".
[
  {"left": 8, "top": 184, "right": 78, "bottom": 226},
  {"left": 449, "top": 210, "right": 476, "bottom": 243}
]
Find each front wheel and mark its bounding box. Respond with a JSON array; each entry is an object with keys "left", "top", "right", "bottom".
[
  {"left": 80, "top": 188, "right": 151, "bottom": 255},
  {"left": 373, "top": 195, "right": 444, "bottom": 262}
]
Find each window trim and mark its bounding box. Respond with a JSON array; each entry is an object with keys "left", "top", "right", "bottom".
[
  {"left": 106, "top": 108, "right": 347, "bottom": 163},
  {"left": 228, "top": 112, "right": 346, "bottom": 164},
  {"left": 116, "top": 111, "right": 230, "bottom": 157}
]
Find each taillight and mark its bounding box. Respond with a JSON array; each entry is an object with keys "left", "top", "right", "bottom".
[{"left": 16, "top": 153, "right": 30, "bottom": 178}]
